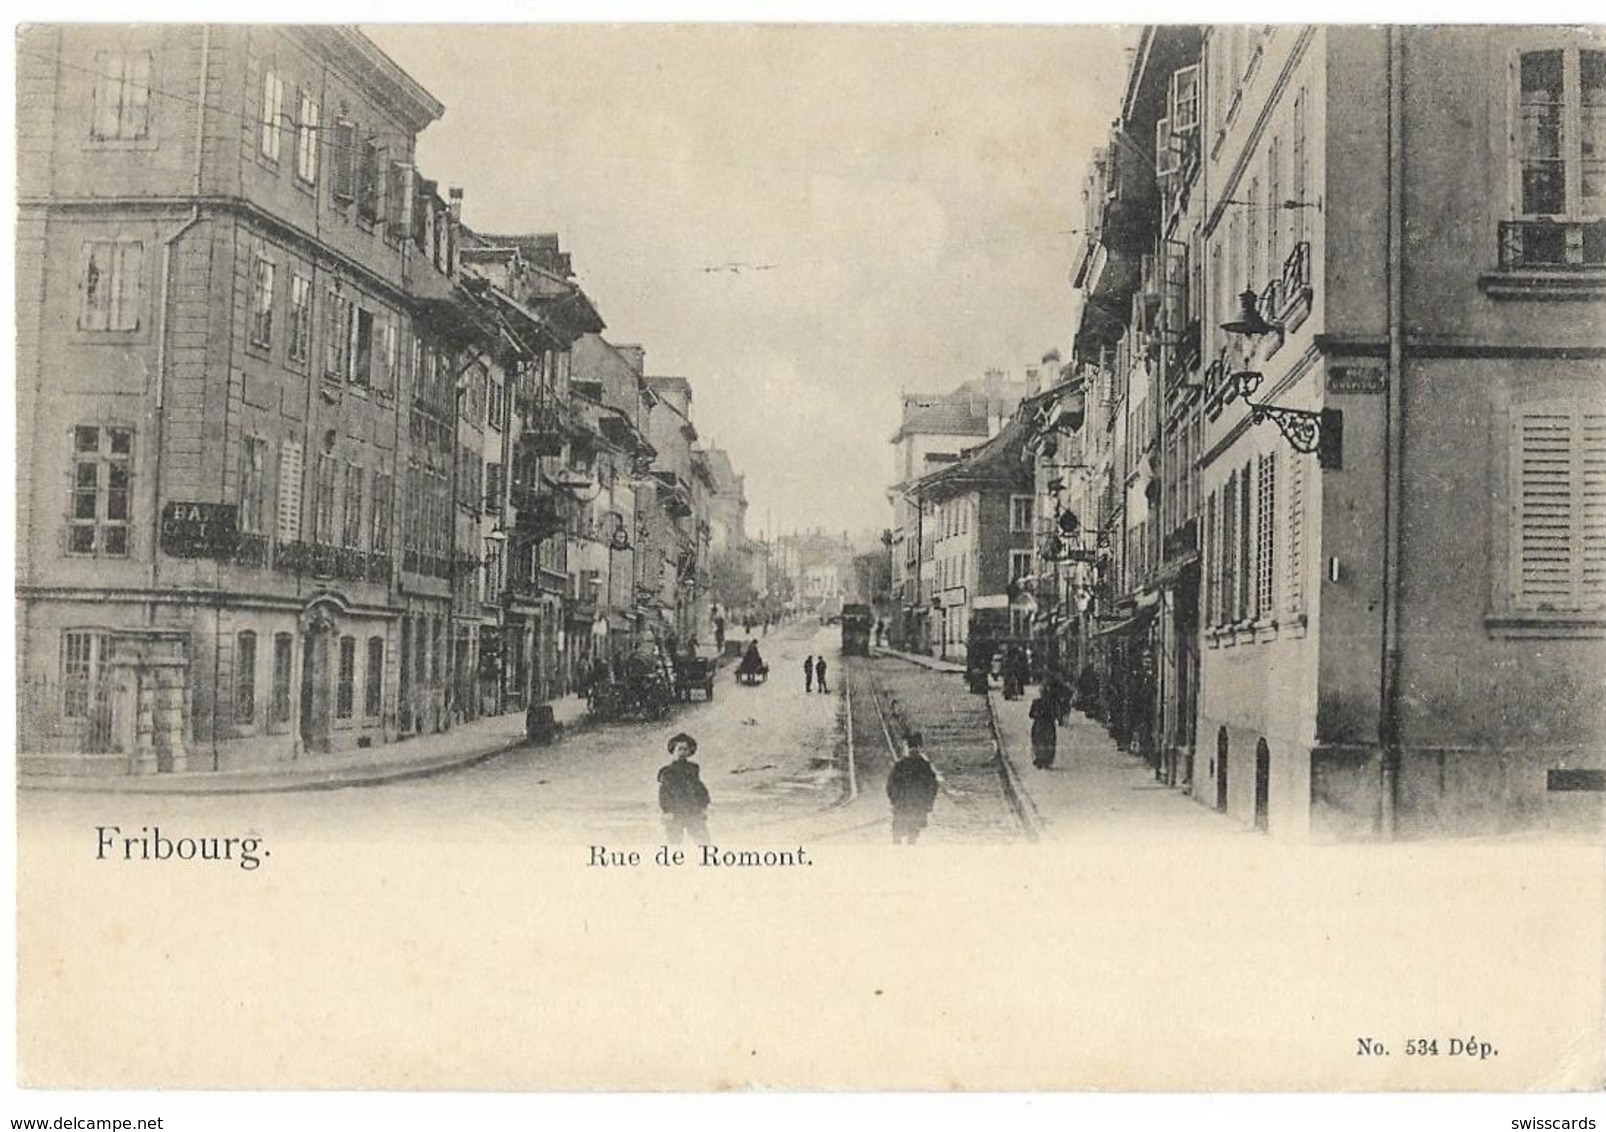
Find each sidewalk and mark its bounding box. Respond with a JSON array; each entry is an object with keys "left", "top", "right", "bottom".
[
  {"left": 988, "top": 682, "right": 1244, "bottom": 842},
  {"left": 871, "top": 645, "right": 967, "bottom": 674},
  {"left": 19, "top": 694, "right": 594, "bottom": 796}
]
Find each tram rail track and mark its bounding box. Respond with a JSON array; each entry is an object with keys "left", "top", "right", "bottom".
[{"left": 843, "top": 654, "right": 1029, "bottom": 842}]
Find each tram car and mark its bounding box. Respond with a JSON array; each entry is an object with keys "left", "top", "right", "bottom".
[{"left": 840, "top": 603, "right": 873, "bottom": 656}]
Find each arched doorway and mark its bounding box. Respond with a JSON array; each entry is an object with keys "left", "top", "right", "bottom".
[{"left": 297, "top": 595, "right": 346, "bottom": 755}]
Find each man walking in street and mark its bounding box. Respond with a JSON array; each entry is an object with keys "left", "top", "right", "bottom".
[
  {"left": 803, "top": 655, "right": 814, "bottom": 693},
  {"left": 815, "top": 655, "right": 829, "bottom": 694},
  {"left": 657, "top": 733, "right": 711, "bottom": 845},
  {"left": 886, "top": 732, "right": 939, "bottom": 844}
]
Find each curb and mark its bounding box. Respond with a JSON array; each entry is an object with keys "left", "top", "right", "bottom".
[
  {"left": 18, "top": 732, "right": 533, "bottom": 796},
  {"left": 984, "top": 689, "right": 1044, "bottom": 841}
]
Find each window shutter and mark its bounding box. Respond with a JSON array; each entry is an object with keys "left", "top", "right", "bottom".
[
  {"left": 1285, "top": 452, "right": 1304, "bottom": 614},
  {"left": 277, "top": 438, "right": 304, "bottom": 543},
  {"left": 1583, "top": 410, "right": 1606, "bottom": 605},
  {"left": 1514, "top": 406, "right": 1576, "bottom": 608},
  {"left": 123, "top": 52, "right": 151, "bottom": 139},
  {"left": 117, "top": 242, "right": 143, "bottom": 330}
]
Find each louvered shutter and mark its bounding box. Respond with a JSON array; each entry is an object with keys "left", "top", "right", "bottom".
[
  {"left": 1513, "top": 401, "right": 1606, "bottom": 610},
  {"left": 277, "top": 438, "right": 304, "bottom": 543}
]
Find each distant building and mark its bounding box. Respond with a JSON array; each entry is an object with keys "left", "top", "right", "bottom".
[{"left": 886, "top": 369, "right": 1033, "bottom": 651}]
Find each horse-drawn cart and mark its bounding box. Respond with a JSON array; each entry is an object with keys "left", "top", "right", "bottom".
[{"left": 674, "top": 656, "right": 716, "bottom": 702}]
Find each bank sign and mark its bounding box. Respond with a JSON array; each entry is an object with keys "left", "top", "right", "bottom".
[{"left": 160, "top": 501, "right": 239, "bottom": 558}]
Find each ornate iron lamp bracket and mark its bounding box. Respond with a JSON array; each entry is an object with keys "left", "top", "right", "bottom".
[{"left": 1246, "top": 400, "right": 1323, "bottom": 454}]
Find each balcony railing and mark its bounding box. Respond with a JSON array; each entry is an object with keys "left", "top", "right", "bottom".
[{"left": 1498, "top": 219, "right": 1606, "bottom": 270}]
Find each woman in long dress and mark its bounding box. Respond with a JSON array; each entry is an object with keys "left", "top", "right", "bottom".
[{"left": 1029, "top": 691, "right": 1057, "bottom": 769}]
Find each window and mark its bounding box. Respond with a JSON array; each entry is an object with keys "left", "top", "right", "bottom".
[
  {"left": 1255, "top": 451, "right": 1277, "bottom": 618},
  {"left": 271, "top": 633, "right": 293, "bottom": 724},
  {"left": 295, "top": 91, "right": 319, "bottom": 184},
  {"left": 331, "top": 120, "right": 357, "bottom": 202},
  {"left": 80, "top": 240, "right": 144, "bottom": 331},
  {"left": 365, "top": 637, "right": 384, "bottom": 717},
  {"left": 488, "top": 375, "right": 505, "bottom": 431},
  {"left": 277, "top": 438, "right": 304, "bottom": 543},
  {"left": 1172, "top": 64, "right": 1200, "bottom": 134},
  {"left": 1267, "top": 137, "right": 1282, "bottom": 287},
  {"left": 68, "top": 425, "right": 133, "bottom": 556},
  {"left": 337, "top": 636, "right": 356, "bottom": 719},
  {"left": 351, "top": 308, "right": 374, "bottom": 387},
  {"left": 1205, "top": 489, "right": 1218, "bottom": 626},
  {"left": 1009, "top": 495, "right": 1034, "bottom": 532},
  {"left": 323, "top": 289, "right": 350, "bottom": 379},
  {"left": 90, "top": 50, "right": 151, "bottom": 141},
  {"left": 386, "top": 161, "right": 411, "bottom": 235},
  {"left": 259, "top": 68, "right": 284, "bottom": 162},
  {"left": 288, "top": 275, "right": 313, "bottom": 367},
  {"left": 239, "top": 435, "right": 266, "bottom": 533},
  {"left": 1245, "top": 178, "right": 1260, "bottom": 290},
  {"left": 61, "top": 630, "right": 107, "bottom": 718},
  {"left": 235, "top": 631, "right": 257, "bottom": 723},
  {"left": 378, "top": 319, "right": 397, "bottom": 395},
  {"left": 372, "top": 471, "right": 392, "bottom": 556},
  {"left": 343, "top": 463, "right": 365, "bottom": 548},
  {"left": 1010, "top": 549, "right": 1033, "bottom": 581},
  {"left": 248, "top": 254, "right": 275, "bottom": 349},
  {"left": 485, "top": 542, "right": 502, "bottom": 605},
  {"left": 1505, "top": 47, "right": 1606, "bottom": 269},
  {"left": 313, "top": 453, "right": 337, "bottom": 545},
  {"left": 1292, "top": 89, "right": 1309, "bottom": 248},
  {"left": 357, "top": 136, "right": 380, "bottom": 225},
  {"left": 484, "top": 461, "right": 503, "bottom": 513},
  {"left": 1510, "top": 399, "right": 1606, "bottom": 610}
]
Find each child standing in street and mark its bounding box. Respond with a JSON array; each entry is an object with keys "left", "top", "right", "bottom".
[{"left": 657, "top": 733, "right": 711, "bottom": 844}]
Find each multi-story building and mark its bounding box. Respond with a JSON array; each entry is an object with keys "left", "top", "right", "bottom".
[
  {"left": 904, "top": 417, "right": 1037, "bottom": 661},
  {"left": 569, "top": 334, "right": 659, "bottom": 667},
  {"left": 642, "top": 376, "right": 704, "bottom": 650},
  {"left": 15, "top": 26, "right": 502, "bottom": 770},
  {"left": 886, "top": 370, "right": 1032, "bottom": 651},
  {"left": 1055, "top": 24, "right": 1606, "bottom": 839}
]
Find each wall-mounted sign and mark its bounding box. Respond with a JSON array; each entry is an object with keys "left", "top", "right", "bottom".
[
  {"left": 1328, "top": 365, "right": 1386, "bottom": 394},
  {"left": 160, "top": 502, "right": 239, "bottom": 558}
]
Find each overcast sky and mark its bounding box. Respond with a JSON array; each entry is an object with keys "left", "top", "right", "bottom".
[{"left": 365, "top": 24, "right": 1134, "bottom": 541}]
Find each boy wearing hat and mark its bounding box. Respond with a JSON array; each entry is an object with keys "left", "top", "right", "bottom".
[{"left": 657, "top": 733, "right": 711, "bottom": 844}]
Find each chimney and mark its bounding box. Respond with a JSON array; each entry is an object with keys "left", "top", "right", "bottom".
[{"left": 447, "top": 187, "right": 464, "bottom": 224}]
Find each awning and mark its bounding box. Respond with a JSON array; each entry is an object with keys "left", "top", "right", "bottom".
[{"left": 1091, "top": 604, "right": 1158, "bottom": 638}]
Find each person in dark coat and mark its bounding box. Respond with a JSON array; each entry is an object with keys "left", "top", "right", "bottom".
[
  {"left": 1075, "top": 663, "right": 1099, "bottom": 718},
  {"left": 1002, "top": 647, "right": 1025, "bottom": 700},
  {"left": 657, "top": 733, "right": 711, "bottom": 844},
  {"left": 1029, "top": 691, "right": 1058, "bottom": 769},
  {"left": 1043, "top": 669, "right": 1072, "bottom": 726},
  {"left": 803, "top": 655, "right": 814, "bottom": 693},
  {"left": 886, "top": 732, "right": 939, "bottom": 844},
  {"left": 814, "top": 655, "right": 829, "bottom": 693}
]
